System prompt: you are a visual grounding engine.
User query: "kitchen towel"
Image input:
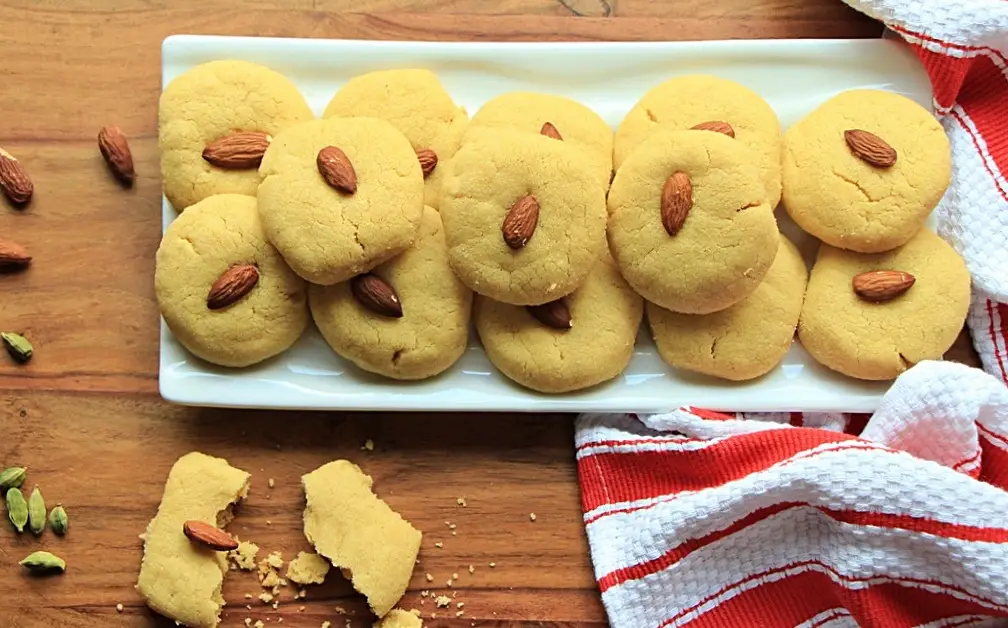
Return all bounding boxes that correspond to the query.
[576,1,1008,626]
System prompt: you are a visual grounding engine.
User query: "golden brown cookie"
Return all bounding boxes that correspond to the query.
[648,236,808,381]
[257,117,424,285]
[155,194,308,368]
[323,69,468,210]
[159,60,313,211]
[474,251,643,393]
[782,89,951,253]
[607,129,779,314]
[469,91,613,189]
[310,207,472,380]
[439,128,607,306]
[614,74,782,207]
[798,229,970,380]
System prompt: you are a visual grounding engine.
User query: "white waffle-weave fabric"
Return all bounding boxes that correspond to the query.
[576,1,1008,626]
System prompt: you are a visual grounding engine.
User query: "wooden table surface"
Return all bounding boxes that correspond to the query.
[0,1,977,627]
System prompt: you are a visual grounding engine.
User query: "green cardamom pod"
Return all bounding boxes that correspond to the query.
[19,551,65,574]
[6,487,28,532]
[0,466,26,491]
[0,332,32,363]
[27,486,45,535]
[48,505,68,536]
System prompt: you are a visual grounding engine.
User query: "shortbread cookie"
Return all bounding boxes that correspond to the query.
[310,206,472,380]
[469,91,613,188]
[302,460,421,618]
[614,74,782,207]
[440,128,607,306]
[155,194,308,367]
[782,89,951,253]
[798,229,970,380]
[608,129,779,314]
[376,609,423,628]
[323,69,468,210]
[257,117,424,285]
[474,251,643,393]
[137,452,250,628]
[648,236,808,381]
[159,60,313,211]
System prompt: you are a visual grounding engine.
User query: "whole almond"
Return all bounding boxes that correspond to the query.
[852,270,915,302]
[317,146,357,194]
[351,273,403,318]
[0,239,31,272]
[661,172,692,236]
[690,120,735,138]
[182,520,238,551]
[97,126,135,185]
[527,299,572,330]
[540,122,563,141]
[844,129,897,168]
[202,132,271,169]
[207,263,259,310]
[416,148,438,178]
[0,149,33,205]
[502,195,540,250]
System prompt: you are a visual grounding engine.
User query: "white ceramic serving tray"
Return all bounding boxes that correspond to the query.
[159,35,934,413]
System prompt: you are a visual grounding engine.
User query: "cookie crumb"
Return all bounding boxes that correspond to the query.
[436,595,451,608]
[266,552,284,569]
[254,622,265,628]
[278,619,283,624]
[434,542,443,549]
[245,619,252,627]
[268,478,275,488]
[258,592,273,604]
[425,573,433,582]
[452,530,457,536]
[362,438,374,451]
[299,606,306,612]
[446,579,453,588]
[452,572,459,580]
[468,565,475,574]
[272,600,279,610]
[335,606,346,615]
[456,497,466,507]
[287,551,331,585]
[456,610,465,617]
[230,540,260,571]
[489,562,496,568]
[322,622,331,628]
[421,590,429,597]
[116,604,123,613]
[298,589,307,599]
[245,593,253,600]
[529,512,536,521]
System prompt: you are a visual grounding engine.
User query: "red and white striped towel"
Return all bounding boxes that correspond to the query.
[576,1,1008,626]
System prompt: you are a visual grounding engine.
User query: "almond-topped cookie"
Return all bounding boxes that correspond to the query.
[155,194,308,368]
[324,69,468,211]
[607,129,779,314]
[309,206,473,380]
[782,89,951,253]
[798,229,970,380]
[159,60,313,211]
[614,74,783,207]
[257,117,425,285]
[439,128,607,306]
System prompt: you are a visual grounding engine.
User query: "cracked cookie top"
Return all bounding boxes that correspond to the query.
[798,228,970,381]
[309,206,473,380]
[782,89,950,254]
[155,194,308,367]
[257,117,425,285]
[648,236,808,382]
[439,127,607,306]
[613,74,782,207]
[159,60,314,211]
[607,129,779,314]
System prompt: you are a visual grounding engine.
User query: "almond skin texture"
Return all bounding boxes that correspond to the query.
[97,126,135,185]
[0,239,31,272]
[690,120,735,138]
[351,273,403,318]
[502,195,540,250]
[0,149,33,205]
[202,132,271,169]
[182,520,239,551]
[844,129,897,168]
[852,270,916,302]
[540,122,563,141]
[526,299,572,330]
[317,146,357,194]
[207,263,259,310]
[416,148,438,178]
[661,172,692,236]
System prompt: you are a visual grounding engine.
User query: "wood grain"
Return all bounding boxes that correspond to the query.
[0,1,965,627]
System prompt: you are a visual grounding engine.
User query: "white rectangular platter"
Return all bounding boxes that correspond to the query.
[160,35,933,413]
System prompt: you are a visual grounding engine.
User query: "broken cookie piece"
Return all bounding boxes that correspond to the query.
[136,452,251,628]
[228,540,259,571]
[287,550,331,585]
[376,608,424,627]
[301,460,421,618]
